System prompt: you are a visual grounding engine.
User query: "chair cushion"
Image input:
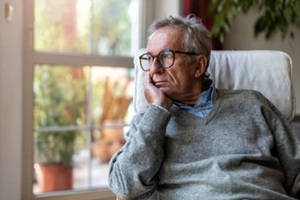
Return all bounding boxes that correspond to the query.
[133,49,295,121]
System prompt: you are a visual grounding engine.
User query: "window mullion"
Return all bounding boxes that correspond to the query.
[32,52,134,68]
[35,189,115,200]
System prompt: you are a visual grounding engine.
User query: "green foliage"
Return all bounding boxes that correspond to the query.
[34,131,76,166]
[33,0,135,167]
[92,0,132,55]
[34,66,87,166]
[34,0,133,56]
[34,0,89,52]
[209,0,300,43]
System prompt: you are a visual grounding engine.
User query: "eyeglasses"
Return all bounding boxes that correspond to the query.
[139,49,200,71]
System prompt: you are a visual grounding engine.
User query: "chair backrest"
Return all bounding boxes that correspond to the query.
[133,49,295,122]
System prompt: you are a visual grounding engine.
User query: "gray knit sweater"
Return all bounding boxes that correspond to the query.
[109,90,300,200]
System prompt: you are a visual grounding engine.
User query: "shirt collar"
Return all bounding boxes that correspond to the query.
[194,83,217,109]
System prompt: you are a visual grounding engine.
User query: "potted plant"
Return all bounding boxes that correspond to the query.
[33,65,86,192]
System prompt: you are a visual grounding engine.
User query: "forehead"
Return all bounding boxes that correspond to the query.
[147,27,185,53]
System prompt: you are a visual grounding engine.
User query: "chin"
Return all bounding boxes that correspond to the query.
[158,87,169,94]
[159,88,174,98]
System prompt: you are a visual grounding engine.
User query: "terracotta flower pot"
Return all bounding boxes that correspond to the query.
[34,163,73,192]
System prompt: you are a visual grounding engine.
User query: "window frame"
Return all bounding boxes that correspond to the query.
[22,0,181,199]
[22,0,148,199]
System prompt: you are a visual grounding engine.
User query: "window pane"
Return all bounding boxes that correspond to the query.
[33,65,133,194]
[90,67,134,126]
[34,0,140,56]
[33,65,87,194]
[33,65,87,129]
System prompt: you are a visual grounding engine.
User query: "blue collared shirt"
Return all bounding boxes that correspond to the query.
[174,84,217,118]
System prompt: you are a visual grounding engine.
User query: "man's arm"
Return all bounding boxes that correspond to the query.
[271,114,300,198]
[261,95,300,198]
[108,104,171,199]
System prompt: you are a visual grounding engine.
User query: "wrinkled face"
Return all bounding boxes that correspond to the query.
[147,27,206,103]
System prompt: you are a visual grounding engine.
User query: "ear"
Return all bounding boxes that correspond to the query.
[194,55,208,78]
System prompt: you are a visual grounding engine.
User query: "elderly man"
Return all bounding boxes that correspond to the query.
[109,15,300,199]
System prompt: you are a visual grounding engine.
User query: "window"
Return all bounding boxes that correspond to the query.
[31,0,142,198]
[22,0,180,199]
[34,0,140,56]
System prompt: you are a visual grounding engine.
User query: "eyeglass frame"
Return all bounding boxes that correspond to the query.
[139,49,201,71]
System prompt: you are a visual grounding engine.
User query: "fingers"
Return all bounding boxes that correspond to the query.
[144,73,172,110]
[144,73,158,103]
[145,73,153,85]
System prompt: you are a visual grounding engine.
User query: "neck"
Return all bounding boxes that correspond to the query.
[173,87,202,105]
[173,79,212,105]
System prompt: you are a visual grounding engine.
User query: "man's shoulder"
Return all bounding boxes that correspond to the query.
[218,89,265,97]
[217,89,270,105]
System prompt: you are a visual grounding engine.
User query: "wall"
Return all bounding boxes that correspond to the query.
[0,0,23,200]
[152,0,181,19]
[223,10,300,115]
[144,0,181,43]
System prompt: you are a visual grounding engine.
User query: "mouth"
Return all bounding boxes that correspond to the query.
[154,80,168,87]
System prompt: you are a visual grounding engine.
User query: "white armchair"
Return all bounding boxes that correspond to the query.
[115,50,295,200]
[133,50,295,122]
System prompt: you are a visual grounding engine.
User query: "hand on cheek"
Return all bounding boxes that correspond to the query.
[144,73,173,110]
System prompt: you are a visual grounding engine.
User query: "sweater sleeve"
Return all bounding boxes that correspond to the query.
[262,99,300,198]
[108,104,171,199]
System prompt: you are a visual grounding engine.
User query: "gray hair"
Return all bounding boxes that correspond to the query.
[147,14,212,61]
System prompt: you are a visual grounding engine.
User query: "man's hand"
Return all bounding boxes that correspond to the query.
[144,73,173,110]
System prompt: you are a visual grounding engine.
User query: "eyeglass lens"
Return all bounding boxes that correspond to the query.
[140,50,174,71]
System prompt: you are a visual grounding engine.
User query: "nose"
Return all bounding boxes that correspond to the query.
[149,57,164,75]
